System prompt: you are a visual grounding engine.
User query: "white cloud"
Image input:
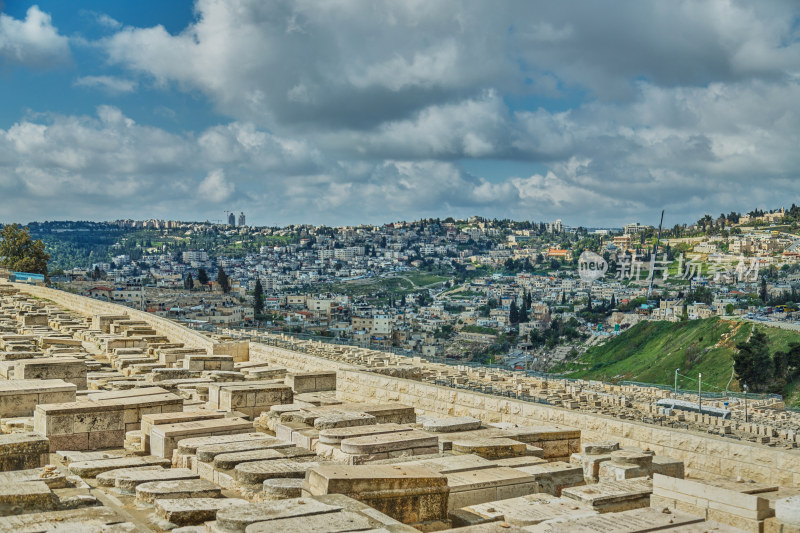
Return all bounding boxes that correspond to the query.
[0,6,70,67]
[74,75,138,94]
[95,13,122,30]
[198,169,234,202]
[3,1,800,226]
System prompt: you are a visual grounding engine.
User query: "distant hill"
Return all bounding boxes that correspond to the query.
[558,318,800,399]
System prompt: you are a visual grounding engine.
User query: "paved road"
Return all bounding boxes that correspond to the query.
[723,316,800,332]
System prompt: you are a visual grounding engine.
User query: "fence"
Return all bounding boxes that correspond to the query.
[619,380,781,401]
[215,324,784,402]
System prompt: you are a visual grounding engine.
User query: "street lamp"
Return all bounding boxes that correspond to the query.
[673,368,680,409]
[698,373,702,416]
[744,384,748,423]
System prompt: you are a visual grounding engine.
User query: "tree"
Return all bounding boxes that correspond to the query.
[197,268,209,288]
[610,294,616,309]
[760,276,768,303]
[518,301,528,323]
[733,328,772,391]
[254,279,265,317]
[0,224,49,279]
[586,296,593,313]
[217,267,231,293]
[184,273,194,290]
[509,301,519,325]
[93,266,102,281]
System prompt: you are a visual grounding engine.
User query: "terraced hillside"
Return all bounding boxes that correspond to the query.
[559,317,800,396]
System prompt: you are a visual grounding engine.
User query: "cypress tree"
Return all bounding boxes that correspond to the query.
[254,279,264,317]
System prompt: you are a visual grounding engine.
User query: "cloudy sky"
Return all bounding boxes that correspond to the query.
[1,1,798,227]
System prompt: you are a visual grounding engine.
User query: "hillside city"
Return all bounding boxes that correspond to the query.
[13,206,800,379]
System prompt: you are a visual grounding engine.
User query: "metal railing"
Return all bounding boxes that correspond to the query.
[619,380,781,401]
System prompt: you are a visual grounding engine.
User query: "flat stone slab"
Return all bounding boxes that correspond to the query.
[263,478,304,500]
[318,423,411,445]
[68,455,172,477]
[57,450,126,465]
[610,450,653,468]
[0,431,49,456]
[339,429,437,454]
[96,465,165,487]
[235,459,319,485]
[0,480,56,511]
[115,467,198,491]
[245,510,373,533]
[177,433,278,455]
[195,437,293,463]
[214,448,284,470]
[515,462,586,497]
[313,412,376,430]
[461,493,598,526]
[447,466,538,492]
[582,441,620,455]
[0,468,68,489]
[393,454,494,474]
[216,497,343,532]
[0,507,128,531]
[452,437,527,459]
[561,479,652,509]
[136,478,221,504]
[150,417,254,458]
[492,456,548,468]
[155,497,249,526]
[526,507,706,532]
[422,416,482,433]
[304,464,448,495]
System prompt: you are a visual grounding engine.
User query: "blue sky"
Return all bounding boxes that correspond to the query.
[1,1,799,227]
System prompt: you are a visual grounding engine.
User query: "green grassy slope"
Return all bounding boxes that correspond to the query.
[559,318,800,393]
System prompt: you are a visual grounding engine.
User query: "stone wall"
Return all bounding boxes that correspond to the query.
[248,342,349,373]
[246,343,800,486]
[334,369,800,486]
[14,283,215,352]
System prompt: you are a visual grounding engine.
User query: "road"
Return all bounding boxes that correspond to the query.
[722,316,800,332]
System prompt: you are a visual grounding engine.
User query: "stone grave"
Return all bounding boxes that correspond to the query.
[303,464,450,528]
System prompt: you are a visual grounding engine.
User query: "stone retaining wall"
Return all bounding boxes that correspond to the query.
[247,342,800,485]
[14,283,214,352]
[335,369,800,486]
[248,343,349,373]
